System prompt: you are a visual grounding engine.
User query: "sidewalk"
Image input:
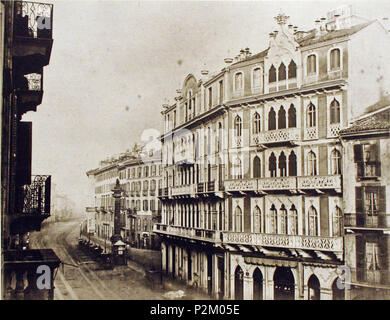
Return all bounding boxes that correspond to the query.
[125,257,213,300]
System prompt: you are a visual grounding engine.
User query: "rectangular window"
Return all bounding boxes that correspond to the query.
[208,87,213,109]
[219,80,223,104]
[354,143,380,178]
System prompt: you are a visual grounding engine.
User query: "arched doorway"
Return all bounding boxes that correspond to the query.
[234,266,244,300]
[308,274,321,300]
[332,278,345,300]
[273,267,295,300]
[253,268,263,300]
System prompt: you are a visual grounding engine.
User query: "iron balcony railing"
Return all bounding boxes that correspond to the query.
[14,1,53,39]
[350,268,390,287]
[19,175,51,215]
[344,213,390,229]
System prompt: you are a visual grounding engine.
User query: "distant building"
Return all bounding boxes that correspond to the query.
[84,147,162,251]
[340,105,390,300]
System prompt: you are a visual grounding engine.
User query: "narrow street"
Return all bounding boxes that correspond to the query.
[29,219,168,300]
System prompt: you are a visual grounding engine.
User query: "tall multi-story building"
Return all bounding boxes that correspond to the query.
[118,151,162,249]
[1,1,61,299]
[154,6,390,299]
[340,103,390,300]
[84,147,162,252]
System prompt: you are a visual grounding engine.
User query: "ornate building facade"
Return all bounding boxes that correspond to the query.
[155,6,390,299]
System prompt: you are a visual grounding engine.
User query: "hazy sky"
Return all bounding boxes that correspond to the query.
[23,0,390,212]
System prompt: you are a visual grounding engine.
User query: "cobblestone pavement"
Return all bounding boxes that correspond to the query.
[29,219,212,300]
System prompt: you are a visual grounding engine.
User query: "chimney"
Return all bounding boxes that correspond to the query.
[224,57,233,65]
[245,47,251,57]
[315,19,321,33]
[320,17,327,35]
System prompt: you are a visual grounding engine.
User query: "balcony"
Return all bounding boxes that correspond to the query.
[252,127,300,146]
[153,224,220,243]
[158,187,168,198]
[15,71,43,115]
[297,175,342,192]
[350,268,390,287]
[142,190,148,197]
[171,184,196,197]
[224,179,257,193]
[344,214,390,229]
[149,189,156,196]
[11,175,51,234]
[258,176,297,192]
[13,1,54,73]
[221,232,343,253]
[4,249,61,300]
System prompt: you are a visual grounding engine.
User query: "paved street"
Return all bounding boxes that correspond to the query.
[29,220,167,300]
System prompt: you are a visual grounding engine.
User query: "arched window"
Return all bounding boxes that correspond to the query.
[278,106,286,129]
[269,152,277,177]
[269,65,276,83]
[253,156,261,178]
[253,206,262,233]
[233,157,242,179]
[307,103,316,127]
[278,63,286,81]
[330,98,341,124]
[253,112,261,134]
[234,115,242,137]
[307,151,317,176]
[253,68,262,88]
[235,72,243,91]
[269,204,277,233]
[235,206,243,232]
[308,206,318,236]
[279,152,287,177]
[288,104,296,128]
[307,54,317,75]
[330,48,341,70]
[288,60,297,79]
[308,275,321,300]
[289,205,298,235]
[288,151,297,176]
[268,107,276,130]
[333,206,342,236]
[331,149,342,175]
[279,205,288,234]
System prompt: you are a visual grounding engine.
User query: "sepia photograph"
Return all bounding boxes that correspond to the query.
[1,0,390,306]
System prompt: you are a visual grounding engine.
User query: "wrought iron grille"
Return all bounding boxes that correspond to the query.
[14,1,53,39]
[21,175,51,215]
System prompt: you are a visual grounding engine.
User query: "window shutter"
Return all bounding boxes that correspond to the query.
[353,144,362,163]
[372,142,381,176]
[355,187,364,213]
[16,121,32,186]
[379,186,386,214]
[369,143,378,162]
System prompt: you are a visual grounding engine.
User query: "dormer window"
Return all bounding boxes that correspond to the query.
[307,54,317,75]
[269,65,276,83]
[330,48,341,71]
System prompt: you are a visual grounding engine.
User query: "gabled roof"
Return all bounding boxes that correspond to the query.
[297,21,374,47]
[340,105,390,135]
